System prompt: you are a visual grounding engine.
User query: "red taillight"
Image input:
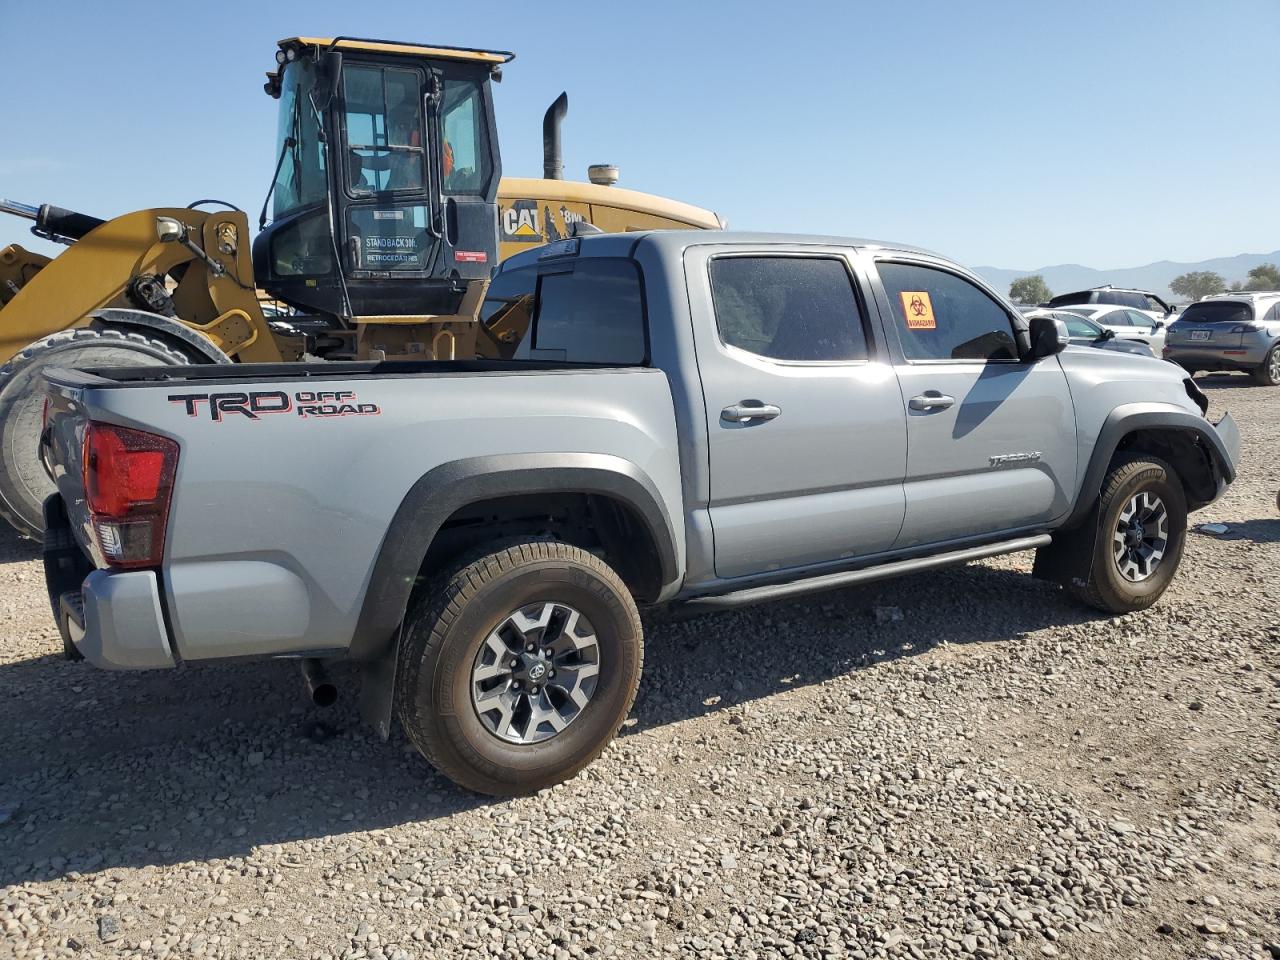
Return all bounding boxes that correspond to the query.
[82,422,179,569]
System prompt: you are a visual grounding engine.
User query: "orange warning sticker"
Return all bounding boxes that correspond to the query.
[900,291,937,330]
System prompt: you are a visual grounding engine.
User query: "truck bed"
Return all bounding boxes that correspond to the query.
[41,358,683,667]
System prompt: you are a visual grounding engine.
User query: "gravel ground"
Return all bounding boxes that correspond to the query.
[1,374,1277,960]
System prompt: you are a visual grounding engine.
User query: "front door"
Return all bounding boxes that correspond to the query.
[871,258,1077,549]
[686,246,908,580]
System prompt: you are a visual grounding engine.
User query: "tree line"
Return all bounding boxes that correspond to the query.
[1007,263,1280,305]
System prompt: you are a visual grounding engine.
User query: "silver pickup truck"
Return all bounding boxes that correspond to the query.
[40,231,1240,795]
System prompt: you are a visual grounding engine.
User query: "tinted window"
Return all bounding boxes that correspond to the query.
[1265,303,1280,323]
[441,77,492,195]
[709,257,868,362]
[1047,291,1093,307]
[1099,309,1133,327]
[1178,301,1254,325]
[344,65,425,194]
[347,204,431,271]
[531,260,645,364]
[272,60,328,219]
[1060,315,1100,338]
[1125,310,1156,329]
[878,262,1019,361]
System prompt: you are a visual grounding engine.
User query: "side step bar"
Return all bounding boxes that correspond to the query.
[674,534,1052,615]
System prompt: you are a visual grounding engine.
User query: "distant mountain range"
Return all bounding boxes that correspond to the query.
[973,250,1280,301]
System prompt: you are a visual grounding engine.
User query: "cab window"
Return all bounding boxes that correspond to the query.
[878,262,1018,361]
[709,256,870,362]
[343,65,425,194]
[441,77,492,196]
[272,60,328,219]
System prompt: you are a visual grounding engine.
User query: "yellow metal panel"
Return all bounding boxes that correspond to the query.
[285,37,512,64]
[0,208,283,364]
[498,178,720,229]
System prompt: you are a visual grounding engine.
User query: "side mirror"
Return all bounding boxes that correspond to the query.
[1028,315,1070,360]
[155,217,186,244]
[1154,320,1165,330]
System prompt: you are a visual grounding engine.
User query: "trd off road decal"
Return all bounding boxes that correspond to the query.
[168,390,381,422]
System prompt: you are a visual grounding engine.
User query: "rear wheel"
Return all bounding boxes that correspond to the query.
[1249,343,1280,386]
[1069,456,1187,614]
[395,539,643,796]
[0,325,195,540]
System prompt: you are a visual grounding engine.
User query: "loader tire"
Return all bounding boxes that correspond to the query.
[0,326,195,541]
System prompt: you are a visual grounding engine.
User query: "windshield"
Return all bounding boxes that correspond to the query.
[272,60,328,220]
[1178,301,1254,325]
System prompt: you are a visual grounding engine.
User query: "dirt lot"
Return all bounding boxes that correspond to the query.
[1,374,1277,960]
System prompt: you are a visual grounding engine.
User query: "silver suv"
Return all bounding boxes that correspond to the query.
[1163,292,1280,385]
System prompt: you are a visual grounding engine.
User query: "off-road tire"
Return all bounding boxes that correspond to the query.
[1249,343,1280,386]
[0,325,194,541]
[395,539,643,796]
[1069,456,1187,614]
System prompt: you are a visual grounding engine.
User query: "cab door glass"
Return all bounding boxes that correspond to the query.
[344,65,425,194]
[709,256,870,362]
[878,262,1018,361]
[441,78,492,196]
[346,205,431,271]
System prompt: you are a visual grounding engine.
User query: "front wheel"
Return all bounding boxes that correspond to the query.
[1249,344,1280,386]
[395,539,643,796]
[1069,456,1188,614]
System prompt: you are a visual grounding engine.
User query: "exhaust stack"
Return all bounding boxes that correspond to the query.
[542,92,568,180]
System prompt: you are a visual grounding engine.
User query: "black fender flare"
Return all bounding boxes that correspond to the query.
[350,453,679,739]
[89,308,233,365]
[1062,404,1236,530]
[349,452,679,664]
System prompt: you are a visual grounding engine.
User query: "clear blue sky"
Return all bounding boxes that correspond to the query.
[2,0,1277,271]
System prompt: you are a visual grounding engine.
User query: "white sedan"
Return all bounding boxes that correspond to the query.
[1056,305,1167,354]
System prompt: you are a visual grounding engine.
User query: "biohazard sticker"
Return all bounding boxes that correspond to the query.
[900,291,937,330]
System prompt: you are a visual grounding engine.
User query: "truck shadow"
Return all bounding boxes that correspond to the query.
[0,528,39,565]
[0,556,1103,887]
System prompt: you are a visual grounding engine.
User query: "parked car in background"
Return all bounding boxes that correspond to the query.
[1046,285,1178,324]
[1055,305,1167,353]
[1020,308,1156,357]
[1162,292,1280,385]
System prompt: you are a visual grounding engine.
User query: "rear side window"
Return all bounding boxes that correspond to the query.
[709,256,869,362]
[532,259,646,364]
[1179,301,1254,325]
[878,262,1019,361]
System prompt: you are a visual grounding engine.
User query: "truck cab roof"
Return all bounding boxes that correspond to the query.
[498,230,946,273]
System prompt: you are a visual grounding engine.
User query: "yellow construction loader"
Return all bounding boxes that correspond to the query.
[0,36,720,540]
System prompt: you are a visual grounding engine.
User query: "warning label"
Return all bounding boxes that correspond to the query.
[900,291,937,330]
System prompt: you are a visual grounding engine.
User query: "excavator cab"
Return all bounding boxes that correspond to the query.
[254,37,510,331]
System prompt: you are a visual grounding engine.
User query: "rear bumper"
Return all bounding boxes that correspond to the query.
[1163,342,1269,368]
[43,496,176,671]
[66,570,177,670]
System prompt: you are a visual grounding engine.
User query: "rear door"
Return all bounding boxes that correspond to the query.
[869,257,1077,549]
[685,245,907,579]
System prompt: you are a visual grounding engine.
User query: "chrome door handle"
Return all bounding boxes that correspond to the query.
[908,392,956,411]
[721,401,781,423]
